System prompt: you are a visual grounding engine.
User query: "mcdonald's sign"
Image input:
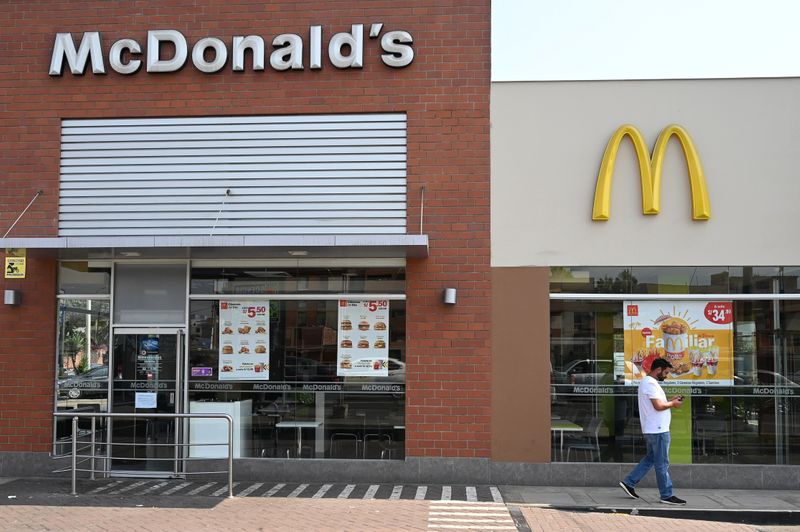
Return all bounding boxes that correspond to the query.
[592,124,711,221]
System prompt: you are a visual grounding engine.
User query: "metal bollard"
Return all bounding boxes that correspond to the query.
[90,417,96,481]
[71,416,78,496]
[228,417,234,498]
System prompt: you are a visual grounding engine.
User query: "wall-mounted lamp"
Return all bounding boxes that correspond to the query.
[4,290,20,306]
[443,288,457,305]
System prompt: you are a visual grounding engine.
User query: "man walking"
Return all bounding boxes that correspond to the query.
[619,358,686,505]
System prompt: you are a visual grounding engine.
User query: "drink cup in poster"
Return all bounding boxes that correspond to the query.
[631,350,644,377]
[689,347,703,376]
[707,345,720,375]
[700,345,710,363]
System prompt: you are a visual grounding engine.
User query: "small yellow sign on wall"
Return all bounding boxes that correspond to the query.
[5,257,25,278]
[4,248,26,279]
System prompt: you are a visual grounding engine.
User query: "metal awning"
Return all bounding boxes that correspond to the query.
[0,234,428,259]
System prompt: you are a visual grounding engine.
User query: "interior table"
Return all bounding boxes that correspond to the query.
[276,420,323,458]
[551,419,583,461]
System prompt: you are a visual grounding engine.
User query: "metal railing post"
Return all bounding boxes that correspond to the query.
[90,417,96,481]
[54,411,235,496]
[71,416,78,496]
[228,416,234,498]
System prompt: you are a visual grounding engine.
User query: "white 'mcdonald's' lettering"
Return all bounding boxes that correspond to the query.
[49,24,414,76]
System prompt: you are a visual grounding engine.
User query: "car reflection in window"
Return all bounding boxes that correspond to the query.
[57,365,109,399]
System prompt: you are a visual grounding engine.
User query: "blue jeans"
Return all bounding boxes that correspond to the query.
[623,431,673,499]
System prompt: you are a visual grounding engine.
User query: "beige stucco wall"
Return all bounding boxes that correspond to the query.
[491,79,800,267]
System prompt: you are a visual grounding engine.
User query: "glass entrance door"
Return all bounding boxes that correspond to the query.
[111,329,183,475]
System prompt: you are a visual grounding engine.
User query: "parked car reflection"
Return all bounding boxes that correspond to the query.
[734,370,800,387]
[551,359,614,385]
[57,365,108,399]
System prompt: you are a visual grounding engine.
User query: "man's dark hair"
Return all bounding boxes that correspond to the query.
[651,358,672,371]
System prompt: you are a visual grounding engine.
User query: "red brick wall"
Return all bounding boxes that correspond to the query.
[0,1,491,456]
[0,250,57,451]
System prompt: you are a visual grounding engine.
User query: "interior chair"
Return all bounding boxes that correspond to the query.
[329,432,359,459]
[363,433,391,459]
[377,436,403,460]
[566,417,603,462]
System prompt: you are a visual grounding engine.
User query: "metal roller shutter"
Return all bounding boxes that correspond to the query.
[59,113,407,237]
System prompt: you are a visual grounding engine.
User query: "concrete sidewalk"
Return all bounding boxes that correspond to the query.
[502,485,800,525]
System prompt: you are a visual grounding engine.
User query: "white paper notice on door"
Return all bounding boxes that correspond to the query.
[218,300,270,380]
[337,299,389,377]
[135,392,157,409]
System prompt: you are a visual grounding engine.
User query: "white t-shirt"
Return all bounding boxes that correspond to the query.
[638,375,670,434]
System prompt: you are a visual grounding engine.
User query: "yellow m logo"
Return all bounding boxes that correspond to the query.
[592,124,711,221]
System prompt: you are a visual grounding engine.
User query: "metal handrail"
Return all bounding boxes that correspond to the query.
[53,412,234,497]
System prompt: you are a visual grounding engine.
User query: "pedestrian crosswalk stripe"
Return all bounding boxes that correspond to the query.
[427,526,516,530]
[187,482,216,495]
[212,482,237,497]
[432,501,504,505]
[337,484,356,499]
[490,486,504,503]
[415,486,428,500]
[287,484,308,498]
[363,484,380,500]
[429,518,515,523]
[139,481,168,495]
[161,482,191,495]
[312,484,333,498]
[236,482,263,497]
[430,507,508,512]
[389,485,403,500]
[109,480,148,495]
[89,480,123,494]
[430,512,510,517]
[465,486,477,502]
[262,483,285,497]
[440,486,451,501]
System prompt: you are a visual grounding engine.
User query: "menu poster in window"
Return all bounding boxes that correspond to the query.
[218,301,269,380]
[337,300,389,377]
[624,300,734,386]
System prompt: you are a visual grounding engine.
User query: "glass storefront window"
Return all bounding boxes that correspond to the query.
[114,264,187,324]
[549,267,634,294]
[550,266,800,295]
[549,266,800,465]
[630,267,731,294]
[187,289,406,459]
[189,299,405,383]
[58,261,111,295]
[57,299,110,381]
[52,261,406,461]
[190,267,405,295]
[55,298,111,452]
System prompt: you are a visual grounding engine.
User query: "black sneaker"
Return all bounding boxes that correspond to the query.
[660,495,687,505]
[618,481,639,499]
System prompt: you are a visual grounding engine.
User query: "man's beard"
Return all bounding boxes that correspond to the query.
[657,373,667,382]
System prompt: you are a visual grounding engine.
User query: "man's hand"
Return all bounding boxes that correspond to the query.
[650,395,684,411]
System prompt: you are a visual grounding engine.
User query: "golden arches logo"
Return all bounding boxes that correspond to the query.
[592,124,711,221]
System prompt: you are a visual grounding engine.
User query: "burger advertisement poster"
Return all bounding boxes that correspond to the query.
[218,301,269,380]
[624,301,734,386]
[337,300,389,377]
